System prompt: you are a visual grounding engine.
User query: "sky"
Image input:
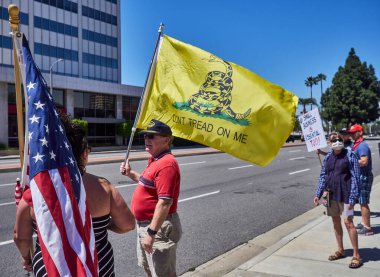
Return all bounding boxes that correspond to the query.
[120,0,380,114]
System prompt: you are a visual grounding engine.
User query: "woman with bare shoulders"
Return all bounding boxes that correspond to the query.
[14,115,135,276]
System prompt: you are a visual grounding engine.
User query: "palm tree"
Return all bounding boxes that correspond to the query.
[316,73,327,108]
[316,73,326,95]
[305,76,318,110]
[298,97,318,114]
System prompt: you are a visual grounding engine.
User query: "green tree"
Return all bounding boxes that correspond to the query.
[298,97,318,114]
[117,121,132,145]
[305,76,318,110]
[321,48,380,127]
[71,119,88,135]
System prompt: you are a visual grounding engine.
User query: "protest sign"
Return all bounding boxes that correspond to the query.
[299,108,327,152]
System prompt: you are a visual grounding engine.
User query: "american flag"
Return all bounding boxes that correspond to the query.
[14,33,98,276]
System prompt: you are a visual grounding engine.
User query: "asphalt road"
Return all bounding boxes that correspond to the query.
[0,142,379,276]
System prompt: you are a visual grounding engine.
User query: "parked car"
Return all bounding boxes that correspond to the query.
[369,133,376,137]
[286,135,295,143]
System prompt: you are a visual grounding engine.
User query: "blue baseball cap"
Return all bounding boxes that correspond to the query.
[139,119,172,136]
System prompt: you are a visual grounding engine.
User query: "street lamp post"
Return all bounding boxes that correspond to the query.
[49,58,63,95]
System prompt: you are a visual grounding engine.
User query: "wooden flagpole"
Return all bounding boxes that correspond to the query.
[124,23,164,160]
[9,5,34,269]
[8,4,24,168]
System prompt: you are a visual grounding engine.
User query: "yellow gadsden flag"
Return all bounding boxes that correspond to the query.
[138,35,298,166]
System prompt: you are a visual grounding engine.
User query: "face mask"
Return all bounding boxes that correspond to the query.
[331,141,344,150]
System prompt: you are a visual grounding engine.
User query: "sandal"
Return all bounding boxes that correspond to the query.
[328,251,346,261]
[349,257,363,269]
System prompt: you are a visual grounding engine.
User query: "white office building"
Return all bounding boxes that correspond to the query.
[0,0,143,147]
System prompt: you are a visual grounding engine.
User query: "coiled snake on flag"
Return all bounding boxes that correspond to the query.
[188,55,251,120]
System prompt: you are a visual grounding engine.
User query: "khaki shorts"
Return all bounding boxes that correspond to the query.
[136,213,182,277]
[326,200,354,219]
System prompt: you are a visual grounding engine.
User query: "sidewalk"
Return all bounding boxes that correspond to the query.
[181,175,380,277]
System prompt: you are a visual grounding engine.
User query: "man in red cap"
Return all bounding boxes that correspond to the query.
[348,124,374,236]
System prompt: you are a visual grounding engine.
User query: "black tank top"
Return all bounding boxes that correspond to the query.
[32,214,115,276]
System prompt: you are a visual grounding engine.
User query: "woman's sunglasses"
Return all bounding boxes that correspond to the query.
[330,138,343,143]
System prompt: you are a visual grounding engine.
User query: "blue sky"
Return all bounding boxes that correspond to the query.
[120,0,380,114]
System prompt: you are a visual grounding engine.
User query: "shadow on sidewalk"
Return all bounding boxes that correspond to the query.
[354,211,380,218]
[343,247,380,263]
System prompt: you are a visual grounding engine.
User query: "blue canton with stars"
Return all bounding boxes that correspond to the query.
[22,35,82,201]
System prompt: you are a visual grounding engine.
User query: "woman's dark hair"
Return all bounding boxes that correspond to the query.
[59,113,88,174]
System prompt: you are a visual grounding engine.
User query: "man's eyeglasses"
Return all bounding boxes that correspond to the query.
[143,134,169,140]
[144,134,156,140]
[330,138,343,143]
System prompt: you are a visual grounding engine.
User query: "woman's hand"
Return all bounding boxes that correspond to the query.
[313,197,319,206]
[22,257,32,272]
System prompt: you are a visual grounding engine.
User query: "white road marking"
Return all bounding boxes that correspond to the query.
[228,165,254,170]
[289,150,302,153]
[289,157,305,160]
[0,239,14,246]
[179,191,220,203]
[115,184,137,189]
[0,183,15,187]
[0,201,14,207]
[0,190,219,246]
[0,234,36,246]
[179,161,206,166]
[289,168,310,175]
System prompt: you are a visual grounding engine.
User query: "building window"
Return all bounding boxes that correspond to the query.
[34,16,78,38]
[83,52,117,68]
[122,96,140,121]
[0,35,12,49]
[74,91,116,119]
[52,89,66,113]
[87,123,116,146]
[82,29,118,47]
[34,42,78,61]
[82,5,117,26]
[1,7,29,25]
[34,0,78,13]
[7,84,26,147]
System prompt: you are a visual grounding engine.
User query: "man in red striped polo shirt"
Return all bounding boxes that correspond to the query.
[120,119,182,277]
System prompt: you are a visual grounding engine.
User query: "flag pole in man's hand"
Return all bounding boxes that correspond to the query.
[8,4,25,167]
[122,23,164,167]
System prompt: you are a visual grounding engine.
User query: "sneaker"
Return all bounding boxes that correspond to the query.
[357,226,374,236]
[355,223,364,229]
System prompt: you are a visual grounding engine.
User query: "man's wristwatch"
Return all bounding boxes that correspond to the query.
[147,227,157,236]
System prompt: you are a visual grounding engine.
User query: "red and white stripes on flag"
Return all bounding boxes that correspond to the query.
[31,168,97,276]
[13,32,98,276]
